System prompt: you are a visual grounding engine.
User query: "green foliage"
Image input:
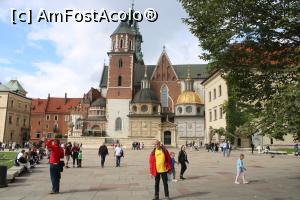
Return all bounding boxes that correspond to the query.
[179,0,300,140]
[0,152,17,169]
[55,133,63,139]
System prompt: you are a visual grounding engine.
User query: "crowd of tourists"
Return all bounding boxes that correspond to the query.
[131,141,144,150]
[11,136,298,199]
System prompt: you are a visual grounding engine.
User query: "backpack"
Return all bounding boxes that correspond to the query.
[120,149,124,157]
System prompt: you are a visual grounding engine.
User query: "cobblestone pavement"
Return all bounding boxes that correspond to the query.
[0,148,299,200]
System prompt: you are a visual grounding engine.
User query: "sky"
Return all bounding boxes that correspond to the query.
[0,0,207,98]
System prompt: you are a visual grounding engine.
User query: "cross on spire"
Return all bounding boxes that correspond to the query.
[132,0,135,9]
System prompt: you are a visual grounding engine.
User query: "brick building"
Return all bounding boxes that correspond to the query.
[30,88,100,141]
[99,19,209,146]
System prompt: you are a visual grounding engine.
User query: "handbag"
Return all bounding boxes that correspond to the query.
[59,160,65,172]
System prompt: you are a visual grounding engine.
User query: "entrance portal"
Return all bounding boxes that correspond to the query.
[164,131,172,145]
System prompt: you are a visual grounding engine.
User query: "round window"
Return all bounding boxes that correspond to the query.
[186,106,193,113]
[132,105,137,112]
[177,107,183,114]
[141,105,148,112]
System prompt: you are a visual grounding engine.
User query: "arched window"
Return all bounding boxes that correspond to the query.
[161,85,169,108]
[115,117,122,131]
[120,39,123,48]
[118,58,123,68]
[129,40,133,50]
[118,76,122,86]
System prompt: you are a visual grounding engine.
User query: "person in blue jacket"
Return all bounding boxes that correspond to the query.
[235,154,249,184]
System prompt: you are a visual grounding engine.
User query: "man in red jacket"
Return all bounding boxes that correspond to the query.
[149,140,171,200]
[46,138,64,194]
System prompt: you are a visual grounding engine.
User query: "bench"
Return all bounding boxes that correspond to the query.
[6,165,26,183]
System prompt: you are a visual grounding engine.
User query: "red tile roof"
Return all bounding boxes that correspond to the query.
[31,97,82,114]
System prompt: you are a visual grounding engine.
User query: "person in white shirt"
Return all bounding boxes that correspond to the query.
[114,144,123,167]
[257,145,262,154]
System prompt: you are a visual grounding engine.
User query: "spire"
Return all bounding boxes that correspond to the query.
[141,65,150,89]
[144,65,148,78]
[131,0,135,10]
[184,66,194,91]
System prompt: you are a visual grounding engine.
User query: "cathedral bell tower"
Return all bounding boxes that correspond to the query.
[106,14,144,138]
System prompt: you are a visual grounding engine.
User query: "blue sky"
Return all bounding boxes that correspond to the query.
[0,0,206,98]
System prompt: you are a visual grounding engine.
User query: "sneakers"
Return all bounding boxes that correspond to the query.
[172,179,178,182]
[235,181,240,184]
[243,181,249,184]
[152,196,159,200]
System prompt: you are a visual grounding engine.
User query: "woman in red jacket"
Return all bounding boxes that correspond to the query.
[149,140,171,200]
[46,139,64,194]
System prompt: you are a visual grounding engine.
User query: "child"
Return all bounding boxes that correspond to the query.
[170,152,178,182]
[77,150,82,168]
[235,154,248,184]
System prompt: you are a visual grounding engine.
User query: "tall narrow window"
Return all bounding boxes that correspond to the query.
[214,109,217,120]
[209,92,212,102]
[115,117,122,131]
[129,40,133,50]
[118,76,122,86]
[120,39,123,48]
[219,85,222,96]
[209,111,212,122]
[213,88,216,99]
[118,58,123,68]
[219,107,223,119]
[161,85,169,108]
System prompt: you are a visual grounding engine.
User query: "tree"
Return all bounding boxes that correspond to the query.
[179,0,300,139]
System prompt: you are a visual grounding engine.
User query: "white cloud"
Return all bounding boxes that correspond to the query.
[0,0,207,98]
[0,58,11,65]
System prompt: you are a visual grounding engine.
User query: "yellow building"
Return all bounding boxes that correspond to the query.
[202,70,228,144]
[0,80,31,145]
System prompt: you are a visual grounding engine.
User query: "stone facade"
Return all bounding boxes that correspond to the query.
[0,81,31,145]
[202,71,228,144]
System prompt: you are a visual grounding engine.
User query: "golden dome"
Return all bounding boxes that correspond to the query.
[176,91,201,105]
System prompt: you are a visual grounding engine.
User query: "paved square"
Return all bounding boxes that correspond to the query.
[0,148,299,200]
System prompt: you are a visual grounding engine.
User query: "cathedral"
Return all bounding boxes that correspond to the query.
[96,19,209,146]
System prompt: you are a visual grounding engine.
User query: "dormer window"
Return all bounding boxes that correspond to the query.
[129,40,133,50]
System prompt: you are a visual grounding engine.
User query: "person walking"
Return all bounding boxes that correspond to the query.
[114,144,123,167]
[98,143,109,168]
[71,143,80,168]
[77,150,82,168]
[170,152,177,182]
[235,154,249,184]
[178,145,189,180]
[250,143,255,154]
[149,140,171,200]
[46,138,64,194]
[64,142,72,168]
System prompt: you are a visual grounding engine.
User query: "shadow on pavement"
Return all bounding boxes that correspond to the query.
[172,191,210,199]
[186,175,209,180]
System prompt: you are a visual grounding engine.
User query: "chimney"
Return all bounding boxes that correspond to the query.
[65,93,67,104]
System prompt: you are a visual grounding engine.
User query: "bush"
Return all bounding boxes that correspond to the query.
[55,133,63,139]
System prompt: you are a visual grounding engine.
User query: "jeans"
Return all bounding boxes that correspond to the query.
[171,168,176,179]
[100,155,106,167]
[155,172,169,198]
[50,164,61,193]
[116,156,121,167]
